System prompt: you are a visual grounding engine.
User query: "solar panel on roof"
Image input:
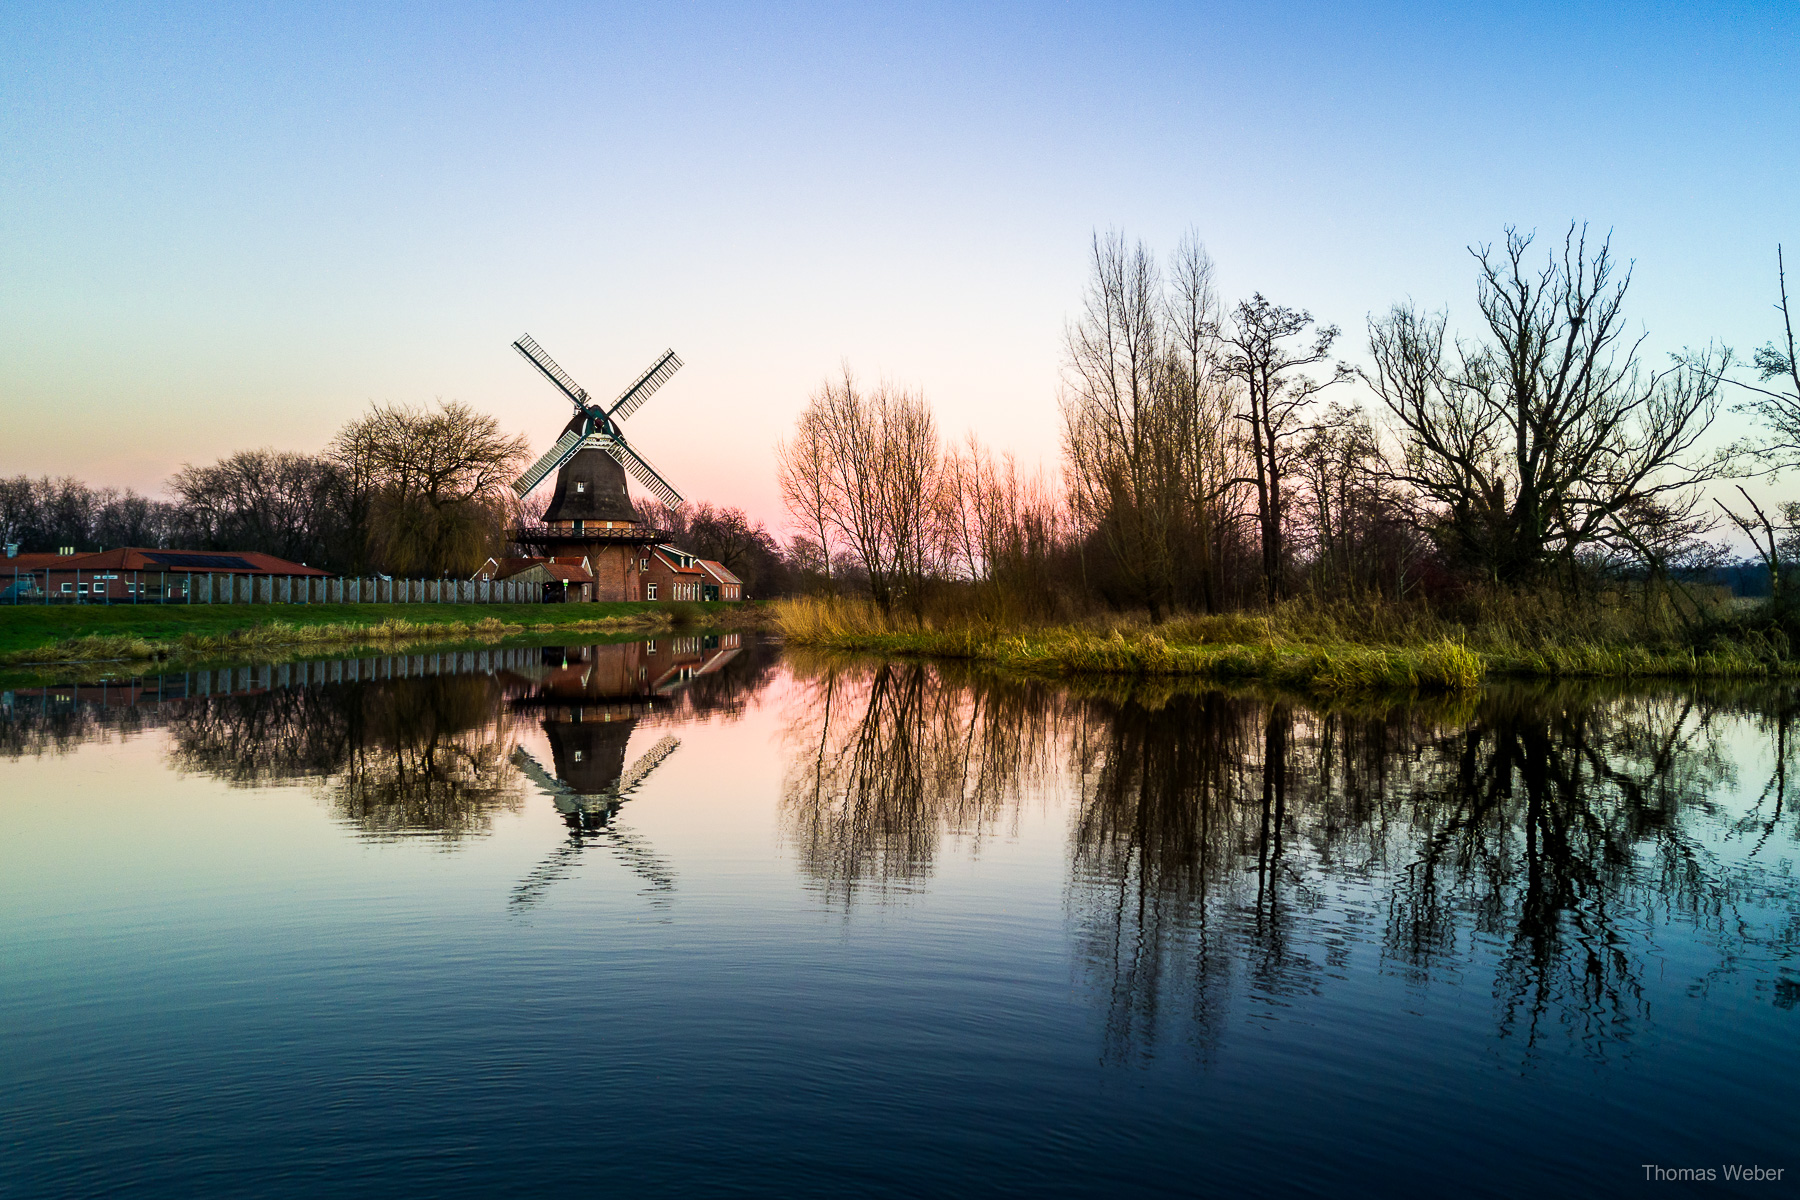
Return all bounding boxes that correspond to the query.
[142,552,258,570]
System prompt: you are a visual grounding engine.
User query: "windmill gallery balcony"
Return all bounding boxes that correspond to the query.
[509,522,667,547]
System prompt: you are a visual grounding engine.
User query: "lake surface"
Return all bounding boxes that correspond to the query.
[3,636,1796,1197]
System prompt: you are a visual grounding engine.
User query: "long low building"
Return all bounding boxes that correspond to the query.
[3,548,328,602]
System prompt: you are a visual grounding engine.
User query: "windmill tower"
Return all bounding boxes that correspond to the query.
[508,334,686,600]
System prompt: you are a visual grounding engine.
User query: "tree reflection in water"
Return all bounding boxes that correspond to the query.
[165,674,525,839]
[783,662,1800,1061]
[780,653,1071,902]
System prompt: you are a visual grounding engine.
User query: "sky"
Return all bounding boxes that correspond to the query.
[3,1,1797,531]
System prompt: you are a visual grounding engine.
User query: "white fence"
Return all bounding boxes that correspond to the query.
[193,576,545,604]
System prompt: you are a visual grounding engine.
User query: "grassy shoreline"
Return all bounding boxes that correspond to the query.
[0,600,765,667]
[772,596,1800,694]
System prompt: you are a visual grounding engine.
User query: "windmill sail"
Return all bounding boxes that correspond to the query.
[607,349,683,423]
[513,334,592,410]
[513,745,579,802]
[509,332,688,508]
[597,437,684,507]
[512,428,585,497]
[618,736,680,795]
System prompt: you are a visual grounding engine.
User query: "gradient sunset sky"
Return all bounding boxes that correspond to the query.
[3,2,1796,528]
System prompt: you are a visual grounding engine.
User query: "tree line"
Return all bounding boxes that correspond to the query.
[780,225,1799,618]
[2,400,790,591]
[0,401,529,574]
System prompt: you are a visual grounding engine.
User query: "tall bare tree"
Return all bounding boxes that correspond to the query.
[1220,295,1344,604]
[1292,404,1422,598]
[775,402,838,589]
[944,435,1065,617]
[1164,234,1242,611]
[169,449,346,566]
[1060,231,1247,617]
[1365,225,1723,581]
[1061,232,1172,615]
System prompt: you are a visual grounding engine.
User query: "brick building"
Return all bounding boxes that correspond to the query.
[696,559,742,601]
[641,544,706,602]
[3,547,327,603]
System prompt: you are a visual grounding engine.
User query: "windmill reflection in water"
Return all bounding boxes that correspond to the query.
[504,637,740,907]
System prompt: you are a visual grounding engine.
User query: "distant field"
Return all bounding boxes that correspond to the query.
[0,601,745,659]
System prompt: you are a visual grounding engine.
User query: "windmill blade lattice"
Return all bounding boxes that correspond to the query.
[618,736,681,796]
[512,334,591,410]
[597,437,684,507]
[512,428,585,498]
[508,332,689,507]
[608,349,683,423]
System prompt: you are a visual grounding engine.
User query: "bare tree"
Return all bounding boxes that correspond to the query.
[944,435,1066,617]
[869,382,948,616]
[1061,232,1172,615]
[1292,405,1422,598]
[0,475,181,554]
[169,449,346,566]
[781,368,948,615]
[1163,234,1244,611]
[330,400,528,576]
[1220,295,1345,604]
[1059,231,1249,617]
[1717,485,1789,610]
[776,403,838,590]
[683,502,789,597]
[1366,225,1724,582]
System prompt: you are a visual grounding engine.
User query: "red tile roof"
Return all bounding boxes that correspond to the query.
[651,545,704,574]
[696,559,741,586]
[4,548,329,575]
[542,562,593,583]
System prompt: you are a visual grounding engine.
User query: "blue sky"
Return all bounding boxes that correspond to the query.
[3,1,1796,524]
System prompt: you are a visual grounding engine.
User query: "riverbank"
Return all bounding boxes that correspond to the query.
[773,596,1798,692]
[0,600,768,667]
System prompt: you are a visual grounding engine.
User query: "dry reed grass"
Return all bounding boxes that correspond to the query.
[773,596,1485,692]
[773,588,1795,689]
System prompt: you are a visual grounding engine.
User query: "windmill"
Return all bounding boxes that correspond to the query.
[510,334,686,509]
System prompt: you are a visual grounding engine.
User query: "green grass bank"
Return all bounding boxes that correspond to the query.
[773,594,1800,694]
[0,600,763,666]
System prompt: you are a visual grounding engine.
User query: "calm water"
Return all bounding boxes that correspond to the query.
[3,637,1796,1197]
